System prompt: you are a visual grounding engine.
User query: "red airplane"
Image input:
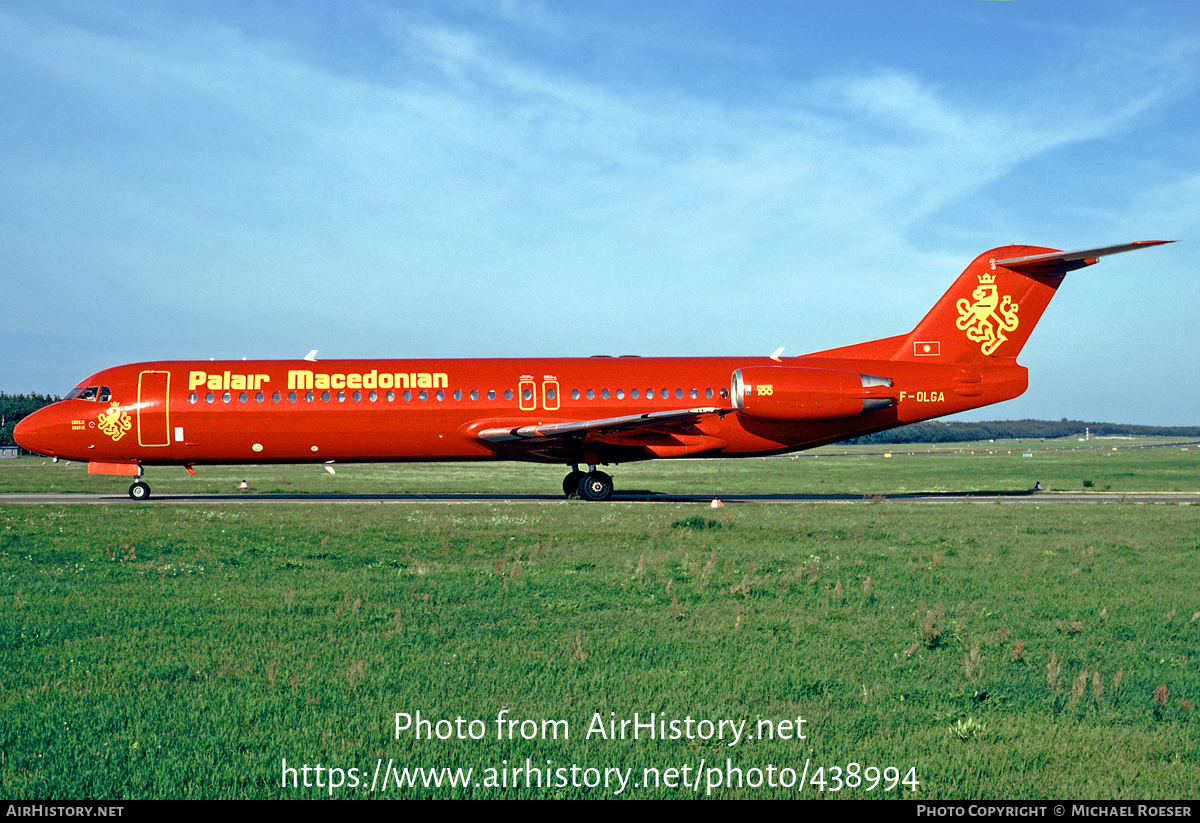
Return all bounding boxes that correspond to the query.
[15,241,1170,500]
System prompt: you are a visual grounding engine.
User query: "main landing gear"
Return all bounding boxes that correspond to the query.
[563,465,614,501]
[128,481,151,501]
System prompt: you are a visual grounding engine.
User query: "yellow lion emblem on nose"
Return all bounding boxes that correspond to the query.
[97,402,132,442]
[956,275,1020,356]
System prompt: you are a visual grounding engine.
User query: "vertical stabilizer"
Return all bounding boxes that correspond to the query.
[898,245,1062,364]
[894,241,1171,365]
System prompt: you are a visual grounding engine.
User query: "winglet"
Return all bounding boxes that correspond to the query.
[995,241,1173,275]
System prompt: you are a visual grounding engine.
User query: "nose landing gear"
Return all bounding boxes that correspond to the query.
[128,481,151,501]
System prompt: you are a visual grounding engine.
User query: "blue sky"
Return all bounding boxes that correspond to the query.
[2,0,1197,425]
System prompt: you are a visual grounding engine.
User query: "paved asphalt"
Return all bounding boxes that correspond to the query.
[2,491,1198,505]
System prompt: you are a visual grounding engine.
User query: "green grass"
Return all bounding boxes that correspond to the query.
[2,486,1199,798]
[2,435,1198,497]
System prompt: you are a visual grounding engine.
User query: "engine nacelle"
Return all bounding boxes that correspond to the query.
[731,367,894,420]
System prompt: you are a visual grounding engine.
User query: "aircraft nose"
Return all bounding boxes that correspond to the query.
[13,407,58,457]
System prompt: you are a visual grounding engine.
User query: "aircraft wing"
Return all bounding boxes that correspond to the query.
[469,406,737,461]
[476,407,733,443]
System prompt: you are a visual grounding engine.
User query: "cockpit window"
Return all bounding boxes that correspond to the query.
[66,385,111,402]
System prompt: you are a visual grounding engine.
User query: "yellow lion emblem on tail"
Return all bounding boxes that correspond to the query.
[956,275,1019,356]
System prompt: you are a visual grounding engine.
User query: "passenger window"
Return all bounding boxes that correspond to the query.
[256,392,265,403]
[504,390,513,401]
[206,392,215,403]
[352,391,361,402]
[436,390,444,401]
[337,391,346,402]
[616,389,624,399]
[631,389,639,399]
[222,392,232,403]
[586,389,594,399]
[706,388,713,399]
[690,388,697,399]
[453,390,461,401]
[419,390,428,401]
[601,389,609,399]
[488,390,496,401]
[305,391,314,402]
[288,391,297,402]
[572,389,580,400]
[369,390,377,402]
[274,392,282,402]
[386,390,395,401]
[403,390,412,402]
[470,390,478,401]
[189,392,198,404]
[322,391,331,402]
[239,392,248,403]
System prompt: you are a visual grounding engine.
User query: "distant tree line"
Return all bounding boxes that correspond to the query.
[844,418,1200,445]
[1,393,61,448]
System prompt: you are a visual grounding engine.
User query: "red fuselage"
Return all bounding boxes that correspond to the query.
[14,354,1024,468]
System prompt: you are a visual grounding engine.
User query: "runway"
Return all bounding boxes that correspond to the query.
[2,491,1198,505]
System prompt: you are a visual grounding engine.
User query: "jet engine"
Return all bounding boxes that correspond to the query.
[731,367,894,420]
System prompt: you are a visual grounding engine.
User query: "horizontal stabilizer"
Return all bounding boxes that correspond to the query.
[995,241,1172,274]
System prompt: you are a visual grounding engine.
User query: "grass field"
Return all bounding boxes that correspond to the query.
[3,435,1198,497]
[1,440,1199,799]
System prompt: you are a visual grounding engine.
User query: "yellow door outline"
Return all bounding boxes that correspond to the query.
[542,378,560,411]
[137,370,171,447]
[518,378,537,411]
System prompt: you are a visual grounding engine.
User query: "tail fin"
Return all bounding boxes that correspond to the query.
[895,241,1171,364]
